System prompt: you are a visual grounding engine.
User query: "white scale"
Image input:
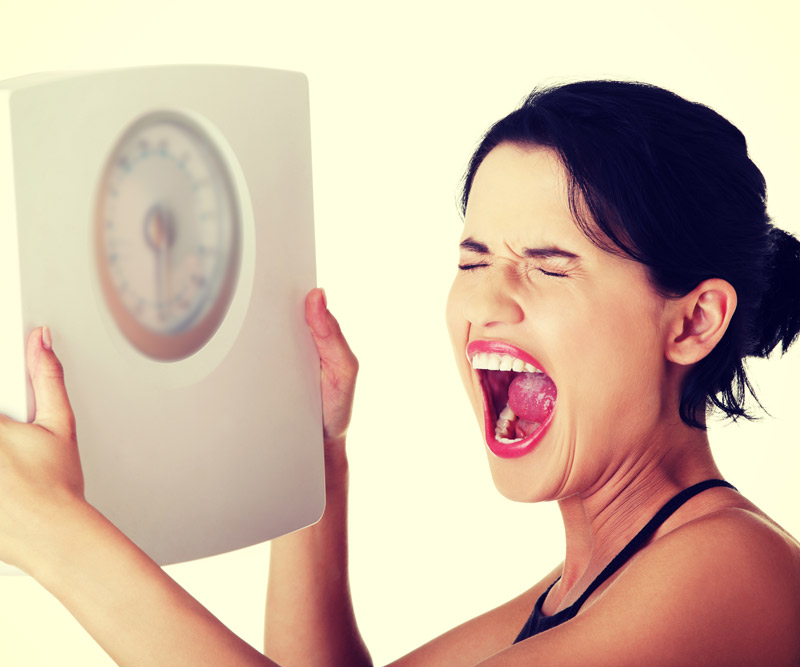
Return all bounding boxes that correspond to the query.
[0,66,324,573]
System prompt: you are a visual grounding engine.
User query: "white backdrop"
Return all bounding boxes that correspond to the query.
[1,1,798,664]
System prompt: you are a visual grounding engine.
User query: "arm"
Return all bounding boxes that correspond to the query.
[386,565,562,667]
[0,328,275,666]
[264,288,371,666]
[30,500,272,666]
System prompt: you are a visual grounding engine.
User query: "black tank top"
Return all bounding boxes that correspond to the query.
[514,479,736,642]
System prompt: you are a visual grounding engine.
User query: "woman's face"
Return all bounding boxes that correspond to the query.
[446,143,677,502]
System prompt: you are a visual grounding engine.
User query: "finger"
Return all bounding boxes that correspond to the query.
[26,327,76,437]
[305,289,358,376]
[305,287,333,338]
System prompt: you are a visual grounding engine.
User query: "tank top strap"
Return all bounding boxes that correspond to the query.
[564,478,736,620]
[514,478,737,642]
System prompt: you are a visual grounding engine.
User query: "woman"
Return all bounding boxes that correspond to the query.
[2,80,799,665]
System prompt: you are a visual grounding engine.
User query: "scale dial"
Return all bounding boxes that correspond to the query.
[95,111,241,361]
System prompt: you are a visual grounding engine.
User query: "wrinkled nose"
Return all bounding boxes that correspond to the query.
[463,268,524,328]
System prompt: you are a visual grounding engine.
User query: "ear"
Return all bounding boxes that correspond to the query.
[665,279,737,366]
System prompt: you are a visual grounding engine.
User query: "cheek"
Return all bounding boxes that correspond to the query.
[561,297,666,436]
[445,279,464,361]
[445,277,471,362]
[445,279,483,420]
[445,278,461,340]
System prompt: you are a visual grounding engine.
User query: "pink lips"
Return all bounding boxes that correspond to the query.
[466,340,556,459]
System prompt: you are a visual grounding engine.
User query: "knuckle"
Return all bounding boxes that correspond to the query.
[66,416,78,439]
[48,356,66,380]
[339,356,359,380]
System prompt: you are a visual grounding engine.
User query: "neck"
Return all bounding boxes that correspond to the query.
[554,423,722,598]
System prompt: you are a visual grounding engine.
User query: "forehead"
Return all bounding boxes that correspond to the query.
[463,143,588,250]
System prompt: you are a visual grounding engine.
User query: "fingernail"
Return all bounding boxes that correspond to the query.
[42,326,52,351]
[320,288,327,308]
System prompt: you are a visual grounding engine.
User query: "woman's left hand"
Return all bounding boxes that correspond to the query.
[0,327,85,570]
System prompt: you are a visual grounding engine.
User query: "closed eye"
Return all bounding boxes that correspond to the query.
[537,268,569,278]
[458,263,569,276]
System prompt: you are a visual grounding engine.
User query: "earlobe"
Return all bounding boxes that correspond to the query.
[665,279,737,365]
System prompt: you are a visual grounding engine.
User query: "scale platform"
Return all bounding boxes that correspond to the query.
[0,66,324,572]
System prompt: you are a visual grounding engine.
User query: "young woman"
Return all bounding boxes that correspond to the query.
[2,80,799,665]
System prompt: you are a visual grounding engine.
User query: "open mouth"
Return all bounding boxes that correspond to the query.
[466,340,557,459]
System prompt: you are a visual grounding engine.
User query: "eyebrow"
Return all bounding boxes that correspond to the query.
[459,238,490,254]
[523,247,581,261]
[459,237,581,261]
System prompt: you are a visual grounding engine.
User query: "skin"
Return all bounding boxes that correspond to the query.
[1,143,798,665]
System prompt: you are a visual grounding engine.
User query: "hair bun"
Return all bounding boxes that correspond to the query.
[752,227,800,358]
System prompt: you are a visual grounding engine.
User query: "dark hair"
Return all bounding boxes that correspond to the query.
[461,80,800,429]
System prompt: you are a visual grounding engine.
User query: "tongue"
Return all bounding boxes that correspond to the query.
[508,372,557,423]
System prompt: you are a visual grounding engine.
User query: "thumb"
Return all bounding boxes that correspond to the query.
[27,327,75,437]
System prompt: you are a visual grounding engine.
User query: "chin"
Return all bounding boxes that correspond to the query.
[482,424,569,504]
[486,459,555,503]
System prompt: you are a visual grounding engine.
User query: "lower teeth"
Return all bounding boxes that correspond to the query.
[495,404,517,440]
[494,402,542,442]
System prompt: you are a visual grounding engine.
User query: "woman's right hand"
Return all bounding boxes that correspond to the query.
[0,327,85,571]
[305,288,359,448]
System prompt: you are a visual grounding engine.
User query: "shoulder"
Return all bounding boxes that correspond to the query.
[597,506,800,665]
[615,506,800,661]
[645,504,800,609]
[481,504,800,666]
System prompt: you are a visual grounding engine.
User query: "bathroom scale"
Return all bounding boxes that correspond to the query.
[0,66,324,573]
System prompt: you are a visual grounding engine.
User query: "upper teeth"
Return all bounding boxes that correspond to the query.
[470,352,541,373]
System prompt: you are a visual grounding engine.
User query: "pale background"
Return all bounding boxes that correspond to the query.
[0,1,798,664]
